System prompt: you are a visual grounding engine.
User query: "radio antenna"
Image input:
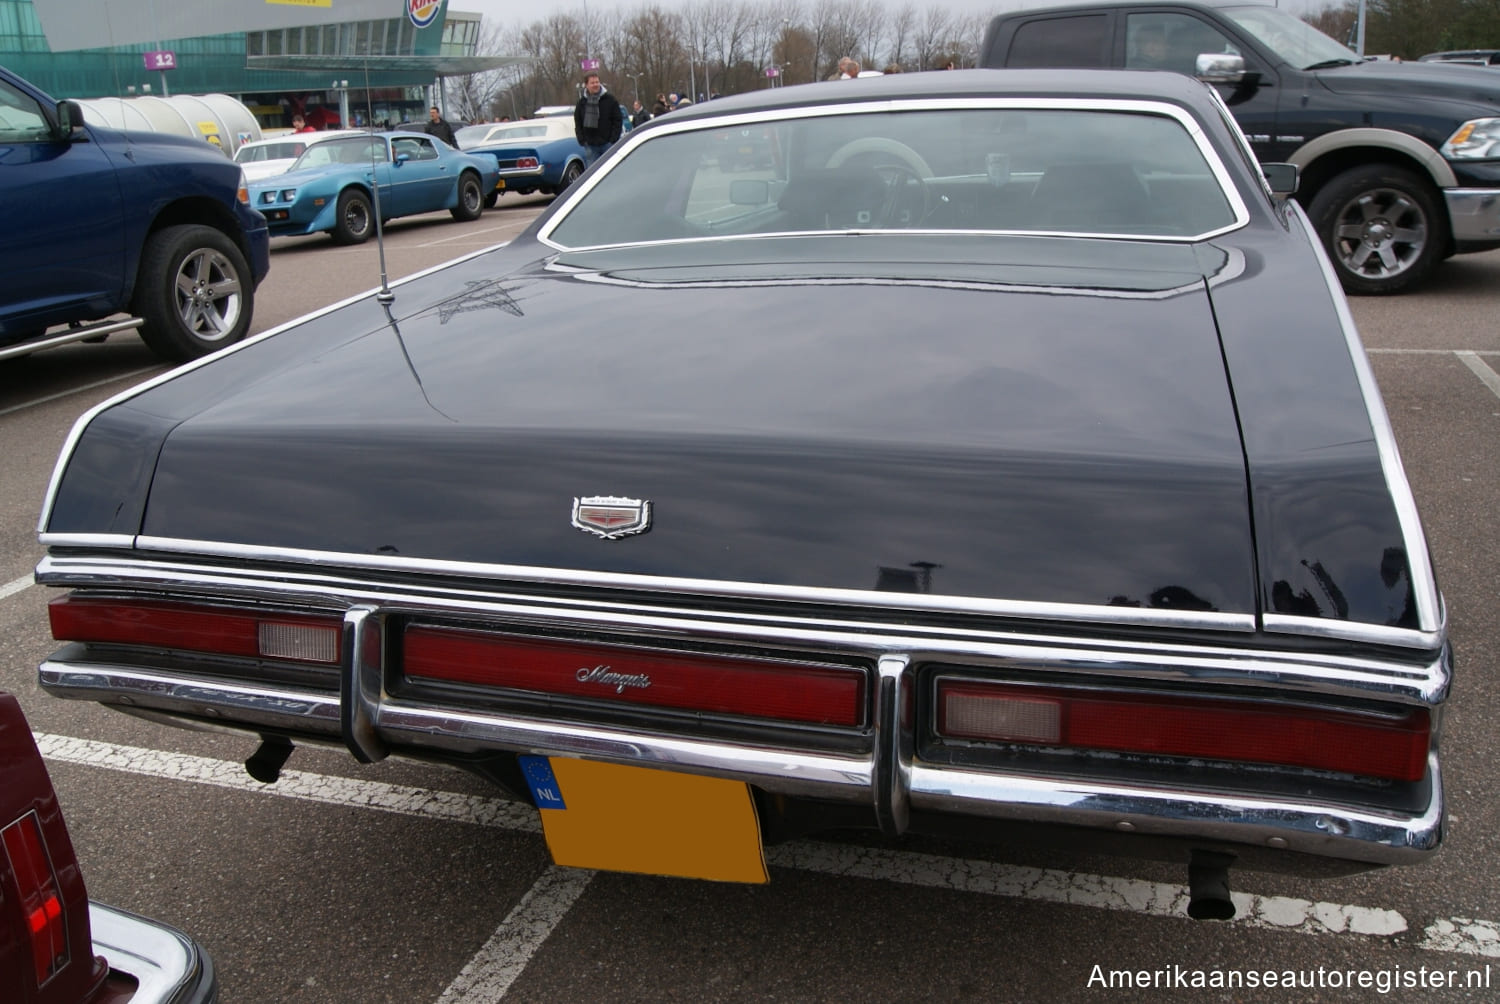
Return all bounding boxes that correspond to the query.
[363,57,394,305]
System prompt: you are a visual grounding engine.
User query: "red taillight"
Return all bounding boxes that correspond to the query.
[937,680,1430,782]
[404,626,866,727]
[49,596,342,664]
[3,813,68,986]
[517,156,539,169]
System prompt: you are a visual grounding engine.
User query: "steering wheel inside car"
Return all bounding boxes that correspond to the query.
[825,138,934,229]
[825,137,934,178]
[870,163,928,227]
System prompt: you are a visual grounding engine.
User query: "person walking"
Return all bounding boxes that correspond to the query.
[424,105,456,146]
[574,72,623,166]
[630,99,651,129]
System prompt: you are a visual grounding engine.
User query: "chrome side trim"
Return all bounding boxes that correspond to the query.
[872,655,913,836]
[538,97,1252,250]
[1286,202,1443,636]
[1262,613,1445,650]
[112,535,1257,634]
[0,317,144,363]
[908,754,1444,865]
[38,533,135,549]
[33,554,1449,706]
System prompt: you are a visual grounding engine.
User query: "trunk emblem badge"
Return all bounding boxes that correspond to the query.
[572,496,652,539]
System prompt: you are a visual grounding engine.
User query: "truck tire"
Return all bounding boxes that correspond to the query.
[333,189,373,244]
[133,224,253,362]
[1306,165,1444,295]
[451,171,484,221]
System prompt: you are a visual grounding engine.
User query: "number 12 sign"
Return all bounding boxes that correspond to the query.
[144,50,177,71]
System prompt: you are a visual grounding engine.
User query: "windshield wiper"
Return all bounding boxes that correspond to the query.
[1303,58,1360,70]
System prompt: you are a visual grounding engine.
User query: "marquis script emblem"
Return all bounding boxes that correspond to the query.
[571,496,651,539]
[576,664,652,694]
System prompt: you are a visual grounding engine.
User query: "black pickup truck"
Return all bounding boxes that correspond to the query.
[981,1,1500,293]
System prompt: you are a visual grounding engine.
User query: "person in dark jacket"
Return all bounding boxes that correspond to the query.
[630,99,651,129]
[574,73,624,165]
[424,105,456,146]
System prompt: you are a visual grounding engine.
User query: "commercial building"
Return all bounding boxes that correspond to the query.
[1,0,503,130]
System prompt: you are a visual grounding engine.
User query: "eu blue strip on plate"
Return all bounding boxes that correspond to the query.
[518,755,566,809]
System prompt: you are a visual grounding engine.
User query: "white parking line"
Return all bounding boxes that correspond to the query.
[0,367,159,419]
[438,866,595,1002]
[418,228,519,248]
[768,842,1405,937]
[35,732,1476,942]
[34,732,538,832]
[0,574,33,601]
[1456,351,1500,401]
[1365,348,1500,355]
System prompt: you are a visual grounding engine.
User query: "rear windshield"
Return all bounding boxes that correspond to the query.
[546,106,1240,248]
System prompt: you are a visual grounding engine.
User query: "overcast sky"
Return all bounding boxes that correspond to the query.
[450,0,1330,30]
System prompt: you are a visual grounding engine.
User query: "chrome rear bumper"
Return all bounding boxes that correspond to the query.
[40,657,1444,868]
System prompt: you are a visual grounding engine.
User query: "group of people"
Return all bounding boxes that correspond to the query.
[570,77,706,165]
[565,54,963,167]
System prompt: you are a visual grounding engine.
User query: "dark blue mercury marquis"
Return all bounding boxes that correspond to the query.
[36,71,1449,916]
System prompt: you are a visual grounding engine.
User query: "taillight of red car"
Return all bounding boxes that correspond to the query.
[2,813,68,986]
[937,679,1429,782]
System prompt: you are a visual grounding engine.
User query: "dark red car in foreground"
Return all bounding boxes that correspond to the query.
[1,692,216,1004]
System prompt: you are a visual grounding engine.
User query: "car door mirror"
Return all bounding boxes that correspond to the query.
[394,152,410,165]
[54,99,85,139]
[1261,162,1299,198]
[1196,53,1246,83]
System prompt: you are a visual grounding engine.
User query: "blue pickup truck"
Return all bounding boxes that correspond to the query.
[0,65,270,362]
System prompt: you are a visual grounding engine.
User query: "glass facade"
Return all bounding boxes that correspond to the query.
[0,0,457,124]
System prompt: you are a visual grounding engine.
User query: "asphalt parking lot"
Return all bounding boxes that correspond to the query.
[2,203,1498,1001]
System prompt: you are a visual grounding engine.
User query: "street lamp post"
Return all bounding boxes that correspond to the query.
[626,72,642,102]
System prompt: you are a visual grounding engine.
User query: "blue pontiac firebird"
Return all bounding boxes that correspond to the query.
[248,131,501,243]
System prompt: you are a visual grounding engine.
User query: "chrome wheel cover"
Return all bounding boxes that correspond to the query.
[1329,186,1428,280]
[173,248,242,343]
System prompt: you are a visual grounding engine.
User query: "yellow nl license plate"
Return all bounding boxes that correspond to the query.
[520,756,768,883]
[495,178,506,189]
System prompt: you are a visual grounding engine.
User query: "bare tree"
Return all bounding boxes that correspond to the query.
[910,6,955,71]
[614,6,690,104]
[446,23,524,123]
[886,3,918,71]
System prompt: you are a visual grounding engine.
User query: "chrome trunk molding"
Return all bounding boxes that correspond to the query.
[33,553,1449,706]
[41,536,1259,634]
